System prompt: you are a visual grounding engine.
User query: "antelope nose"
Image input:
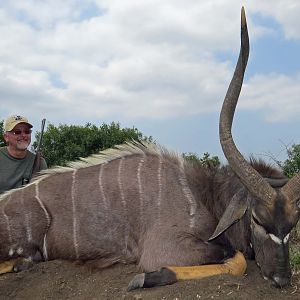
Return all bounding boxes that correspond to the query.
[272,276,290,288]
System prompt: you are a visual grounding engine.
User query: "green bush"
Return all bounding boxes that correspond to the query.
[32,122,152,167]
[183,152,220,168]
[281,144,300,178]
[290,245,300,273]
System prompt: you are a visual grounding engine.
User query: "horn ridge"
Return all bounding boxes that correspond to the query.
[219,7,276,204]
[281,173,300,205]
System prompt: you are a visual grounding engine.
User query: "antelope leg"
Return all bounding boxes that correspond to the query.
[0,256,40,275]
[12,257,35,272]
[0,259,20,275]
[127,251,247,290]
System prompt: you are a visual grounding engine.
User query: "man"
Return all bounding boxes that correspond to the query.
[0,115,47,194]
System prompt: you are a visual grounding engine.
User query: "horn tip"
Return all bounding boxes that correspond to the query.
[241,7,247,27]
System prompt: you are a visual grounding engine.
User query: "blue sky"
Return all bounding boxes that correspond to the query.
[1,0,299,163]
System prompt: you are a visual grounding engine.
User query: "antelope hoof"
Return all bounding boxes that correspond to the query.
[127,268,177,291]
[127,273,145,291]
[13,258,35,273]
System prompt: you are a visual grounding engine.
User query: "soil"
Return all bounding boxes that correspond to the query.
[0,259,299,300]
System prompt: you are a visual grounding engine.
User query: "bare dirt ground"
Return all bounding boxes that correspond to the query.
[0,259,299,300]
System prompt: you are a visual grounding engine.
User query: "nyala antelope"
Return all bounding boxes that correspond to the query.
[0,7,299,290]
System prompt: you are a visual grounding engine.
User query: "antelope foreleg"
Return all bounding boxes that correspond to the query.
[0,257,37,275]
[127,251,247,291]
[0,259,20,275]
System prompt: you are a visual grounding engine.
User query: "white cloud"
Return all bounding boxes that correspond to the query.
[247,0,300,40]
[0,0,299,126]
[241,72,300,122]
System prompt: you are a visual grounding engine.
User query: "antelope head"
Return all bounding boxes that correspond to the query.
[219,7,300,287]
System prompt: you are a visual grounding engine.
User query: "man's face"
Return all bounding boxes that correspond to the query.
[4,123,32,151]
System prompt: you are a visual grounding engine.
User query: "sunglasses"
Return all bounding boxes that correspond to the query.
[9,129,32,135]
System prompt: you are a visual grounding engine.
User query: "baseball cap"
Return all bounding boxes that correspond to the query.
[4,115,33,132]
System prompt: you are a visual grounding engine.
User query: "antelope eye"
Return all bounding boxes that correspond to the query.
[252,214,263,226]
[252,214,269,235]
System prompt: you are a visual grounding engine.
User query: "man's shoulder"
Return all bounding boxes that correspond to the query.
[0,147,8,157]
[25,150,37,165]
[26,150,35,158]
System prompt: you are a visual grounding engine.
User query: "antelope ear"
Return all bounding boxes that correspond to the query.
[208,190,248,241]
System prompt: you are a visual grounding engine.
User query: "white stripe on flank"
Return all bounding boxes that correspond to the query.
[35,182,51,260]
[157,157,163,225]
[24,212,32,242]
[21,189,32,242]
[137,157,145,229]
[178,160,197,228]
[99,164,112,239]
[99,164,108,210]
[118,158,129,251]
[71,170,79,259]
[3,195,12,244]
[118,158,126,211]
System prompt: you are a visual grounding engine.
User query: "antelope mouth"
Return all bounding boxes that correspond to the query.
[271,276,291,288]
[262,272,291,288]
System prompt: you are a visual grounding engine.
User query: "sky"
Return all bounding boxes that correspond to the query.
[1,0,300,163]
